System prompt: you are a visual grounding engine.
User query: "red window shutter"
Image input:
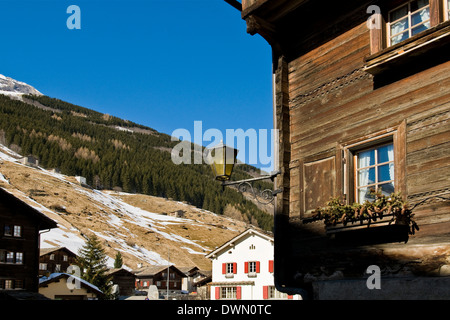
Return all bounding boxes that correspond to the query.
[256,261,260,273]
[269,260,274,273]
[222,263,226,274]
[244,262,249,273]
[215,287,221,300]
[263,286,268,299]
[233,262,237,274]
[288,295,293,299]
[236,286,241,300]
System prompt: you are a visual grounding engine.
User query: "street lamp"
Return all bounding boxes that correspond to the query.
[206,141,239,182]
[206,142,282,204]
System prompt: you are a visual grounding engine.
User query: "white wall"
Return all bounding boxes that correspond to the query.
[209,231,300,300]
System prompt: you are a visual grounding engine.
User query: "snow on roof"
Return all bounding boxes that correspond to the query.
[39,273,103,294]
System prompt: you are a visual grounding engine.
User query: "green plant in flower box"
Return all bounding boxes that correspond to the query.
[308,189,419,235]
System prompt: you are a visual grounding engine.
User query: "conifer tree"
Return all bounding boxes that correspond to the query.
[113,251,123,269]
[76,235,112,299]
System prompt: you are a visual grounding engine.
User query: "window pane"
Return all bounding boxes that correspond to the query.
[377,144,394,163]
[358,167,375,186]
[13,225,21,237]
[6,252,14,263]
[390,4,408,21]
[357,149,375,168]
[391,18,409,36]
[412,21,430,36]
[410,0,428,12]
[4,225,12,236]
[379,182,395,196]
[379,164,395,182]
[15,252,23,264]
[359,187,376,202]
[391,31,409,45]
[411,8,430,26]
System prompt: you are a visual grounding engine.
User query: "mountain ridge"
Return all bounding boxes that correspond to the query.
[0,78,274,229]
[0,142,262,270]
[0,74,43,98]
[0,74,274,269]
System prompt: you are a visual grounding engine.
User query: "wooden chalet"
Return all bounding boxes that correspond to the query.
[228,0,450,299]
[106,268,136,297]
[0,188,57,293]
[39,247,77,276]
[133,264,186,293]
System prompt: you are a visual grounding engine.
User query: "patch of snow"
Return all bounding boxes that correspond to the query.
[40,225,86,255]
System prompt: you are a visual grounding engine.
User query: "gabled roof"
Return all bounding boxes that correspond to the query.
[178,266,199,275]
[133,264,186,278]
[205,228,273,259]
[38,273,103,296]
[40,247,77,257]
[0,187,57,230]
[106,268,136,277]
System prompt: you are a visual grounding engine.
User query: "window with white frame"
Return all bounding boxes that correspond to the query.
[39,263,47,270]
[13,225,22,237]
[15,252,23,264]
[355,143,395,203]
[225,262,235,277]
[6,252,14,263]
[388,0,430,45]
[221,287,237,299]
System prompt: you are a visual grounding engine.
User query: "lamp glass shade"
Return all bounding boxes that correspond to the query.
[207,142,238,181]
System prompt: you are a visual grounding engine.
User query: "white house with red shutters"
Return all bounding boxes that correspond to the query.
[206,228,302,300]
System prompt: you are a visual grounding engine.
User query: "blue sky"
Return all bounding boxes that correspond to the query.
[0,0,274,169]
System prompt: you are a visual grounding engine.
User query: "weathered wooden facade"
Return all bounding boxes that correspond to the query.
[39,247,77,276]
[0,188,57,293]
[106,268,137,297]
[133,264,186,293]
[233,0,450,299]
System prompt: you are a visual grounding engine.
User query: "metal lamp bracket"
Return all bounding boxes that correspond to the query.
[221,170,282,204]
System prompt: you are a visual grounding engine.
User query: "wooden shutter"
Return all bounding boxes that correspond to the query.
[244,262,249,273]
[236,286,241,300]
[268,260,274,273]
[233,262,237,274]
[222,263,226,274]
[215,287,220,300]
[263,286,268,299]
[256,261,260,273]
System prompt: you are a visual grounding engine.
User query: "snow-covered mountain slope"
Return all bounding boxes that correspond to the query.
[0,74,43,98]
[0,143,254,270]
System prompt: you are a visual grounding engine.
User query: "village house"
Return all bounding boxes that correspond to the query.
[39,247,77,276]
[38,273,103,300]
[206,228,301,300]
[133,264,186,296]
[0,187,57,294]
[178,266,199,292]
[229,0,450,299]
[106,268,137,297]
